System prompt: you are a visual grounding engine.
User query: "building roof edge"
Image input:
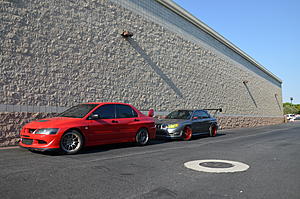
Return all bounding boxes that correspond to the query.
[155,0,282,84]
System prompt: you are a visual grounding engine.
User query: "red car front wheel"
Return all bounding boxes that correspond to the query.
[60,130,83,154]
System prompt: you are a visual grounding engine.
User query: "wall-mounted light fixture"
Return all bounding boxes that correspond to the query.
[121,30,133,38]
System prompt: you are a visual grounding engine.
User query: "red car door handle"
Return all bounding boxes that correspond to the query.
[134,119,140,121]
[111,120,118,123]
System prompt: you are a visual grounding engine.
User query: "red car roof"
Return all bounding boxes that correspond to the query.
[83,102,132,105]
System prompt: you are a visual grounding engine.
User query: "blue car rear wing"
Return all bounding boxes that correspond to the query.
[203,108,222,117]
[203,108,222,112]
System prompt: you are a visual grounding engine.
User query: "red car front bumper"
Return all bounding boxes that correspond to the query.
[19,130,61,150]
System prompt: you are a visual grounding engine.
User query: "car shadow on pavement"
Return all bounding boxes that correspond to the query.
[24,140,170,156]
[78,133,227,155]
[191,133,226,139]
[29,133,226,156]
[78,139,169,155]
[215,133,226,137]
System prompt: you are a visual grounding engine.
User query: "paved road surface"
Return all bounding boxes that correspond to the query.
[1,122,299,199]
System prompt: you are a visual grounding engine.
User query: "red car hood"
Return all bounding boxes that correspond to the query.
[23,117,83,129]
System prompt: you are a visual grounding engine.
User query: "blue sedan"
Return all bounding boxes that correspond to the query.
[155,109,222,140]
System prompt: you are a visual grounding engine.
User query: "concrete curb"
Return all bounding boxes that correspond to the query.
[0,146,19,150]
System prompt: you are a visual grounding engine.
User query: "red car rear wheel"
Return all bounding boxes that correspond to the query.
[136,128,149,146]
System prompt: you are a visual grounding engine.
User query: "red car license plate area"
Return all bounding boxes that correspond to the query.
[21,138,33,145]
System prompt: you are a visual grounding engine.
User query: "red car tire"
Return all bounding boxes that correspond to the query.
[60,130,83,154]
[135,128,149,146]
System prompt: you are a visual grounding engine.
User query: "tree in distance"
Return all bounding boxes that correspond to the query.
[283,103,300,114]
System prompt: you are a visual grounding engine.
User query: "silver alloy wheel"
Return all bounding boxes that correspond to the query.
[136,128,149,145]
[60,130,83,154]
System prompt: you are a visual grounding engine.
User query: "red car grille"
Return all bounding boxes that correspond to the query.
[22,138,33,145]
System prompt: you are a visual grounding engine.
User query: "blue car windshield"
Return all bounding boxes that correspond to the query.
[166,110,192,119]
[57,104,98,118]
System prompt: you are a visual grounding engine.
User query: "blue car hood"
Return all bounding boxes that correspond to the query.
[155,118,187,125]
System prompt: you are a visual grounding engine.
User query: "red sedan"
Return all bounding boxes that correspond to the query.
[19,102,156,154]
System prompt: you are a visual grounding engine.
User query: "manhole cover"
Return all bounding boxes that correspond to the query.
[199,162,234,168]
[184,159,249,173]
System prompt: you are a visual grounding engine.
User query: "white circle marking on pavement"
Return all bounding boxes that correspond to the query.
[184,159,250,173]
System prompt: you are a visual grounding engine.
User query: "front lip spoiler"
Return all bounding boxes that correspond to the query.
[19,145,59,152]
[156,128,182,139]
[156,131,211,140]
[156,134,182,139]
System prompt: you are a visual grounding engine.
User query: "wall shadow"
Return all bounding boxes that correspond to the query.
[126,38,183,98]
[275,94,282,111]
[243,82,258,108]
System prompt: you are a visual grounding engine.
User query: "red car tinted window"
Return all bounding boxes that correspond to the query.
[58,104,98,118]
[92,104,116,119]
[116,104,138,118]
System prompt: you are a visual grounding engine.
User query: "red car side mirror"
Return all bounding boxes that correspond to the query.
[148,108,154,117]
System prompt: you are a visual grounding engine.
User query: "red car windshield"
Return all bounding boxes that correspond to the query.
[57,104,98,118]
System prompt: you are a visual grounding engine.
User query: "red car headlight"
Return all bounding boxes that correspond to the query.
[34,128,59,135]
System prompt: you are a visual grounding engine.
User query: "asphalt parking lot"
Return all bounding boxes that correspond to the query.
[1,122,300,199]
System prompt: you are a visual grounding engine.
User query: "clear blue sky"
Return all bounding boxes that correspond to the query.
[173,0,300,104]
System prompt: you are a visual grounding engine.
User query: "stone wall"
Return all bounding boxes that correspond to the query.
[0,0,282,114]
[0,112,55,147]
[0,0,283,146]
[217,116,284,130]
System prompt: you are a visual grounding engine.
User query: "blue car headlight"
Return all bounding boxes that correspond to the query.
[34,128,59,135]
[167,124,179,129]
